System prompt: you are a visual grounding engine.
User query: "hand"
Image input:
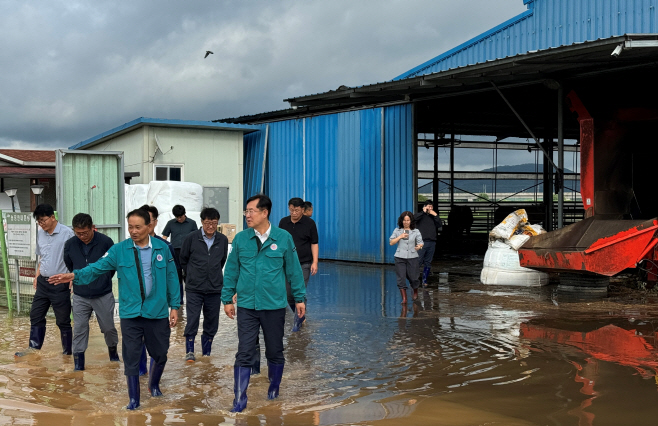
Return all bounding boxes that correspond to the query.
[429,210,437,216]
[296,302,306,318]
[169,309,178,327]
[33,276,37,290]
[224,303,236,319]
[48,273,75,285]
[232,294,237,305]
[415,244,423,251]
[311,262,318,276]
[400,233,409,239]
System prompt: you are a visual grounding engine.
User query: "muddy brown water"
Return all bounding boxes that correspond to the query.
[1,260,658,425]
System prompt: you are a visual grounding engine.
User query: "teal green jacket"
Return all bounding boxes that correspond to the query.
[221,225,305,310]
[73,236,180,319]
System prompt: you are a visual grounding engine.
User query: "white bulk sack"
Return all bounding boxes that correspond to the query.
[147,181,204,216]
[480,244,549,286]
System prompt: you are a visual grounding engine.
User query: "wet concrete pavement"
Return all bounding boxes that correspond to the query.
[2,259,658,425]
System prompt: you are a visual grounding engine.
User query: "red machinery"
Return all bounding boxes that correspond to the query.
[518,91,658,281]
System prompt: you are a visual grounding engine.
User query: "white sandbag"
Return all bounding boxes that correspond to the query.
[507,234,531,250]
[481,245,549,286]
[125,184,149,212]
[480,266,549,286]
[490,209,528,240]
[147,181,204,216]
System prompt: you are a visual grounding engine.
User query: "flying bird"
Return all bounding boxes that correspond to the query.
[204,50,214,58]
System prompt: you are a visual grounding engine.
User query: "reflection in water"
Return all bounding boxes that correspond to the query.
[1,261,658,425]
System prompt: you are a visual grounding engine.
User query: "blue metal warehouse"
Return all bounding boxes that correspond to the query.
[224,0,658,264]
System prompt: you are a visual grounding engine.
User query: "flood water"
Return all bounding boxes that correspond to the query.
[2,259,658,425]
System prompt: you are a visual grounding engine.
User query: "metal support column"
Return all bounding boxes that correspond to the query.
[543,139,554,231]
[557,86,564,228]
[433,133,439,210]
[450,134,455,205]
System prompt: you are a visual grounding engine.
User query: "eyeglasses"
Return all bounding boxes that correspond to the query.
[74,228,93,238]
[37,216,52,225]
[202,220,219,226]
[243,209,262,216]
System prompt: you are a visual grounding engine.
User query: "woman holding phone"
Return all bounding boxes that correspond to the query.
[390,211,424,304]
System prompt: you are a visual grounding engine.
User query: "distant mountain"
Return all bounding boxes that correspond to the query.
[418,163,580,195]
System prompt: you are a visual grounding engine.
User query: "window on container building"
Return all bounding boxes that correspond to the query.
[154,165,183,181]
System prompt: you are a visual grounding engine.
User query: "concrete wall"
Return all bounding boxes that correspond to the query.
[84,125,244,230]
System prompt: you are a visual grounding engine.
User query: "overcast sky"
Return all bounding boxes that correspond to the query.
[1,0,527,159]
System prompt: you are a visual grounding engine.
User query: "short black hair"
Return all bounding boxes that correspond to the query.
[304,201,313,210]
[201,207,220,221]
[246,194,272,218]
[397,211,416,230]
[33,203,55,220]
[127,208,151,225]
[288,197,305,208]
[71,213,93,229]
[172,205,186,217]
[423,199,433,207]
[140,204,159,219]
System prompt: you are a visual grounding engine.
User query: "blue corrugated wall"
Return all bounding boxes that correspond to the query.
[397,0,658,79]
[243,125,267,199]
[248,105,413,264]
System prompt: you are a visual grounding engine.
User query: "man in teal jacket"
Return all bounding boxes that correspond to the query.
[222,194,306,413]
[49,209,180,410]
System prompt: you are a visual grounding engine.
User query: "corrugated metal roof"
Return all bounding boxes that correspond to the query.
[396,0,658,80]
[70,117,260,150]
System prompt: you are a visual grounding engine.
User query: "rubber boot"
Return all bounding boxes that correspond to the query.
[148,358,165,397]
[422,266,431,287]
[15,326,46,356]
[73,352,85,371]
[288,302,296,313]
[399,288,408,304]
[292,313,305,332]
[251,345,261,375]
[267,362,284,399]
[185,336,195,362]
[412,287,419,301]
[139,345,148,376]
[201,335,212,356]
[108,346,120,362]
[231,366,251,413]
[126,375,140,410]
[60,329,72,355]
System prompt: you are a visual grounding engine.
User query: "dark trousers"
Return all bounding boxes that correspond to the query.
[120,317,170,375]
[417,240,437,268]
[174,248,185,299]
[395,257,420,290]
[183,292,222,338]
[30,275,72,331]
[235,307,286,366]
[286,263,311,306]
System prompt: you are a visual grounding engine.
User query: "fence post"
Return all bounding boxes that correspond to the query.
[0,211,14,311]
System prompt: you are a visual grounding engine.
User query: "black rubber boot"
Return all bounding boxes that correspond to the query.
[148,358,165,397]
[74,352,85,371]
[60,329,72,355]
[15,326,46,357]
[231,366,251,413]
[201,335,212,356]
[126,375,140,410]
[267,362,284,399]
[108,346,120,362]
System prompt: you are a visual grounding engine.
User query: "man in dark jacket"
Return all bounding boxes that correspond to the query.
[414,200,443,286]
[64,213,119,370]
[179,207,229,362]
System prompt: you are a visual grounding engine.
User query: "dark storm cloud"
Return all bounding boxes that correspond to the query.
[0,0,524,151]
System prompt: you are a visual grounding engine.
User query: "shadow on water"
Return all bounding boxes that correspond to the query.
[1,261,658,425]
